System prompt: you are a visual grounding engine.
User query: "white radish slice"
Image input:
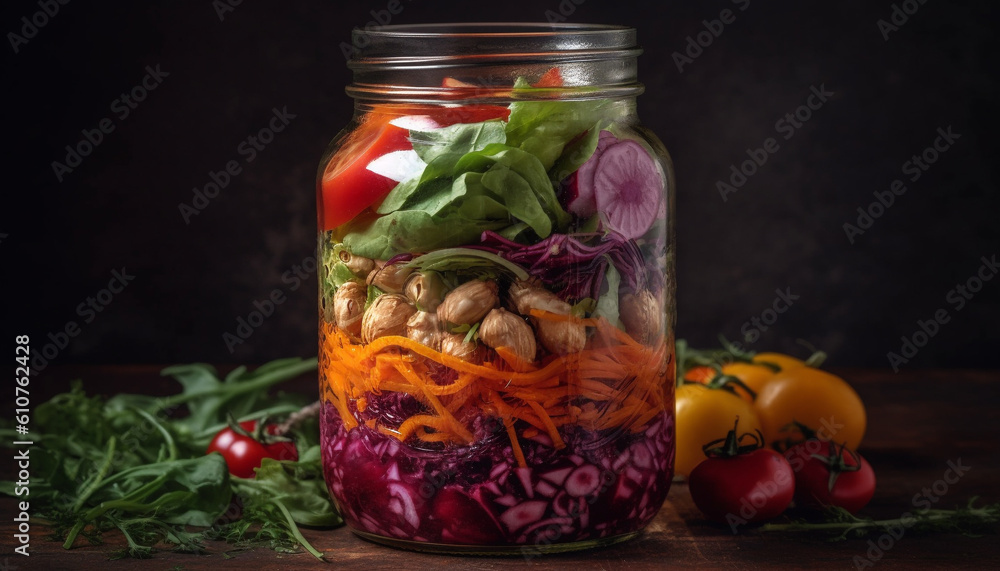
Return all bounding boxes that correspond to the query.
[388,115,440,131]
[593,140,663,240]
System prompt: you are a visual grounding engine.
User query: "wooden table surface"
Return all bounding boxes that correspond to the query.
[3,366,999,570]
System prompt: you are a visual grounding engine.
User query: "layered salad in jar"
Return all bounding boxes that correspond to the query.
[318,69,675,550]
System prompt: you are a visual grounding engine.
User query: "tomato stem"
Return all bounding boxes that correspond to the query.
[810,440,862,492]
[702,417,765,458]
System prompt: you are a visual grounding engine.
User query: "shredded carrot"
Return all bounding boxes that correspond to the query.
[319,318,670,454]
[527,400,565,449]
[494,346,537,373]
[503,415,527,468]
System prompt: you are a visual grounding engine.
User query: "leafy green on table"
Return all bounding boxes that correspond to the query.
[0,358,342,560]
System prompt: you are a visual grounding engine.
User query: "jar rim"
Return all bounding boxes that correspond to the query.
[354,22,634,38]
[346,22,642,103]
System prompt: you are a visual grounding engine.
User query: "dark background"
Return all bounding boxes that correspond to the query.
[4,0,997,371]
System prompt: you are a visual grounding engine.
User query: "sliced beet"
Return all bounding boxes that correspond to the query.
[592,140,663,240]
[565,130,619,218]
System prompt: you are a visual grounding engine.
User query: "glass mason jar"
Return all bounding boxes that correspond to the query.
[317,23,675,554]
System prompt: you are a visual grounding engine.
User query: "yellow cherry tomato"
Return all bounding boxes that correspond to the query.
[751,352,806,373]
[674,384,763,478]
[719,361,775,403]
[754,367,866,451]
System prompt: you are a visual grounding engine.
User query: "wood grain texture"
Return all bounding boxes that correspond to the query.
[2,366,999,569]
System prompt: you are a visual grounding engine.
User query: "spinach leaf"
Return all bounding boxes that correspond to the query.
[343,209,508,260]
[505,78,626,170]
[403,174,480,216]
[410,119,506,164]
[471,145,573,235]
[549,121,602,182]
[378,121,507,215]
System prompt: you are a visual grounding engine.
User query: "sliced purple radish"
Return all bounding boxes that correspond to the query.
[564,130,619,218]
[593,140,663,240]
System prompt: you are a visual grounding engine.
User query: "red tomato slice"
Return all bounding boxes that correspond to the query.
[430,104,510,125]
[320,116,412,231]
[532,67,564,88]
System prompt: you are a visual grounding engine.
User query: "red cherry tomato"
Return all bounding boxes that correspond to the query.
[207,420,298,478]
[689,447,795,525]
[687,419,795,525]
[785,440,875,514]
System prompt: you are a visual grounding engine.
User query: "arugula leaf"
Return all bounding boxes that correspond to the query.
[234,448,340,527]
[0,359,339,560]
[145,358,316,444]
